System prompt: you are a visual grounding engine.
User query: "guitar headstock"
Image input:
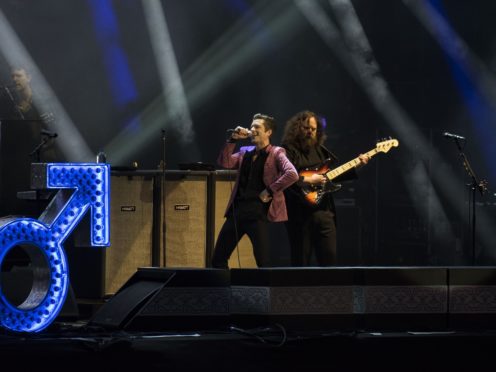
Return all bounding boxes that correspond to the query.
[376,137,399,153]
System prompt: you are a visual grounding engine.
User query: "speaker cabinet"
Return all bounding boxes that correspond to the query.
[89,267,231,331]
[214,171,257,269]
[71,171,209,298]
[69,174,155,298]
[162,173,208,268]
[106,174,155,295]
[70,170,261,299]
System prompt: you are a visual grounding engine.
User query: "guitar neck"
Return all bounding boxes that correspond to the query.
[325,148,379,181]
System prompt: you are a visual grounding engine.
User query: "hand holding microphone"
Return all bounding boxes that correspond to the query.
[227,126,252,140]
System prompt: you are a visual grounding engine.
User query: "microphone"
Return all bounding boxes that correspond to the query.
[41,129,58,138]
[227,128,252,137]
[443,132,465,140]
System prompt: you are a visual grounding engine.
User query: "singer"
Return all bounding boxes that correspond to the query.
[211,113,299,269]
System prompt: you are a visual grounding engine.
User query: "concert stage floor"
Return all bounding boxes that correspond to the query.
[2,266,496,370]
[1,325,495,370]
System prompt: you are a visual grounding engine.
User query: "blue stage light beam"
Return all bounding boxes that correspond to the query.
[87,0,138,109]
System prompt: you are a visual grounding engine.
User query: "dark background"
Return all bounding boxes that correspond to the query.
[1,0,495,266]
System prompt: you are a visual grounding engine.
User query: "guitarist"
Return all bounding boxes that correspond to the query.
[281,110,369,266]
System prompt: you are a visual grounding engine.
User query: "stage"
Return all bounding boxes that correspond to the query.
[2,266,496,370]
[1,325,495,370]
[2,1,496,369]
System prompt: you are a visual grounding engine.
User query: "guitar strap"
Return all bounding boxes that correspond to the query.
[320,144,338,162]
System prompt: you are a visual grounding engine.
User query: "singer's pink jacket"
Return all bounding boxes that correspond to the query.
[217,142,298,222]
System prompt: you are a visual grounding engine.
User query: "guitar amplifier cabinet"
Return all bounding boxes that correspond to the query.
[69,169,278,299]
[106,174,155,294]
[161,172,209,268]
[69,173,155,298]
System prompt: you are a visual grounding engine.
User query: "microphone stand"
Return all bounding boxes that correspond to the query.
[28,134,50,213]
[29,136,49,162]
[451,138,487,265]
[161,129,167,267]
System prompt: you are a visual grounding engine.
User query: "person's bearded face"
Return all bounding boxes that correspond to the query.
[302,134,317,147]
[300,117,318,148]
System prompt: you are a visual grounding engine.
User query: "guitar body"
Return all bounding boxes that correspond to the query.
[296,139,399,206]
[299,160,342,206]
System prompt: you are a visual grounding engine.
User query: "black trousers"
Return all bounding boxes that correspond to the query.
[211,213,271,269]
[285,208,337,266]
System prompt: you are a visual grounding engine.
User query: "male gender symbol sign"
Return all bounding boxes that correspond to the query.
[0,163,110,332]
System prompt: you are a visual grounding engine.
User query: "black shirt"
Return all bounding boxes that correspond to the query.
[232,147,269,220]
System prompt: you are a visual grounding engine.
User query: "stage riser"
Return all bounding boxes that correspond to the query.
[230,286,447,314]
[449,268,496,329]
[89,267,496,332]
[231,285,448,331]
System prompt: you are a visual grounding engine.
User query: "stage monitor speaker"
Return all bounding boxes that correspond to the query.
[88,273,169,329]
[88,267,230,331]
[214,172,256,268]
[162,173,208,268]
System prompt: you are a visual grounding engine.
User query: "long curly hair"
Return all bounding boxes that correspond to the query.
[282,110,327,150]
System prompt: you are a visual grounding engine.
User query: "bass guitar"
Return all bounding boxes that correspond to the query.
[299,138,399,206]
